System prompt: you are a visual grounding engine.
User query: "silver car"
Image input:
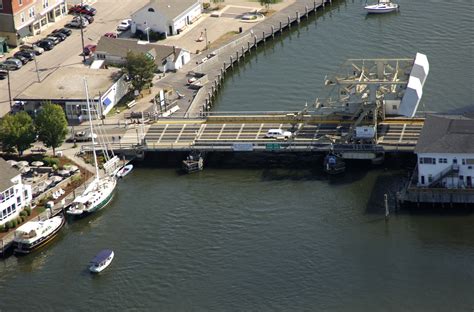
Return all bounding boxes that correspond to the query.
[1,58,22,70]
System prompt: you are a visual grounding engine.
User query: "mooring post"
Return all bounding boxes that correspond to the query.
[288,16,291,28]
[305,6,309,17]
[236,51,239,61]
[296,12,300,23]
[279,21,282,32]
[323,0,325,8]
[242,46,245,57]
[230,55,233,67]
[271,25,275,38]
[247,41,251,52]
[384,194,389,220]
[254,35,257,46]
[263,31,266,42]
[314,0,317,10]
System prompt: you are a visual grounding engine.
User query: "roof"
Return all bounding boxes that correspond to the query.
[0,158,20,192]
[140,0,200,20]
[96,37,183,65]
[90,249,113,264]
[14,67,122,101]
[15,220,41,234]
[415,115,474,154]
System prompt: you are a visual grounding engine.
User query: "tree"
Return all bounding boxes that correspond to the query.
[259,0,279,10]
[0,112,36,155]
[124,51,156,92]
[35,103,68,156]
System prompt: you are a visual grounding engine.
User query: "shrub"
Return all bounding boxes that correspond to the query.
[43,156,60,167]
[16,217,22,225]
[25,206,32,216]
[5,221,12,230]
[21,216,26,222]
[20,211,27,217]
[11,219,17,228]
[0,225,5,232]
[203,2,210,9]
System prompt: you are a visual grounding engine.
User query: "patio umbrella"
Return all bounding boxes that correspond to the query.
[31,161,44,167]
[19,166,31,173]
[51,176,63,183]
[17,161,29,167]
[6,160,17,167]
[57,169,70,177]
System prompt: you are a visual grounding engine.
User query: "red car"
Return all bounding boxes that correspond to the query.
[104,32,117,38]
[83,44,97,56]
[69,4,96,16]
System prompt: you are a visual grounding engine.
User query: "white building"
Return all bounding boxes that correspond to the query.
[0,158,32,227]
[95,37,191,72]
[131,0,202,36]
[415,115,474,188]
[14,67,128,121]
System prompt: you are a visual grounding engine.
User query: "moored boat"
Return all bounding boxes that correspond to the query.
[89,249,114,273]
[13,215,65,255]
[324,153,346,175]
[116,164,133,178]
[365,0,399,14]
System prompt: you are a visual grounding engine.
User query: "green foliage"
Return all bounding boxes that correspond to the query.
[11,219,17,228]
[0,225,5,232]
[0,112,36,155]
[16,217,22,225]
[203,2,210,9]
[259,0,279,9]
[20,211,28,217]
[4,221,12,230]
[43,156,60,167]
[124,51,156,92]
[35,103,68,155]
[25,206,32,216]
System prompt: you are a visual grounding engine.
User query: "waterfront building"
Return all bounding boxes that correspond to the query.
[13,67,128,121]
[0,0,68,46]
[95,37,191,72]
[131,0,202,36]
[0,158,32,226]
[399,115,474,205]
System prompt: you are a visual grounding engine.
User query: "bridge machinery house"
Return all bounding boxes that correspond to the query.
[14,67,128,121]
[131,0,202,36]
[95,36,190,72]
[0,158,32,227]
[415,115,474,189]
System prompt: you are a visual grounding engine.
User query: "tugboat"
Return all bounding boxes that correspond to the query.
[13,215,65,255]
[323,153,346,175]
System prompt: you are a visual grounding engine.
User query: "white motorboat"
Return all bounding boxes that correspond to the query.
[89,249,114,273]
[116,164,133,178]
[66,79,117,219]
[365,0,399,14]
[13,215,65,254]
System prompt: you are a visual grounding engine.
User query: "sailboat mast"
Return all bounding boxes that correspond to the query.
[84,78,100,180]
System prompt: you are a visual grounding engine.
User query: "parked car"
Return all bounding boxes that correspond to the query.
[69,4,96,16]
[49,31,67,41]
[45,36,60,45]
[67,17,89,28]
[1,58,22,70]
[83,44,97,56]
[0,68,8,79]
[52,27,72,36]
[67,130,97,142]
[11,54,29,64]
[117,19,132,31]
[35,39,55,51]
[19,44,44,55]
[83,15,94,24]
[14,50,35,62]
[265,129,292,139]
[104,32,117,38]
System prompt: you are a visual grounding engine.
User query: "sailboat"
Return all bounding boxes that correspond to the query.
[66,79,117,218]
[365,0,399,14]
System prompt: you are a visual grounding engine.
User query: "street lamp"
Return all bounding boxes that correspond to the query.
[5,67,13,111]
[80,0,86,63]
[204,28,208,50]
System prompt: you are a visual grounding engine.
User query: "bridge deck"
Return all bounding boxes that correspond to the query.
[116,118,424,152]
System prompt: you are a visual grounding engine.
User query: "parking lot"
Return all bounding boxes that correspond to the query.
[0,0,149,117]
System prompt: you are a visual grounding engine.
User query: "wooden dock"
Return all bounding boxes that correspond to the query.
[185,0,336,117]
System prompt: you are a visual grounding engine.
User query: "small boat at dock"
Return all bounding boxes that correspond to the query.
[116,164,133,178]
[89,249,114,273]
[365,0,399,14]
[324,153,346,175]
[13,215,65,255]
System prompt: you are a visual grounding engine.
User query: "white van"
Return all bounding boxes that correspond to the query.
[265,129,292,139]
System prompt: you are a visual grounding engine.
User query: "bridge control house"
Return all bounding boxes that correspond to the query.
[399,114,474,205]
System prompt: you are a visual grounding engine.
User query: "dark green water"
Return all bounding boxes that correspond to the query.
[1,1,473,311]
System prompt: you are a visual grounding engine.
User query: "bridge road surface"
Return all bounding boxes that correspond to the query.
[0,0,149,117]
[124,119,425,151]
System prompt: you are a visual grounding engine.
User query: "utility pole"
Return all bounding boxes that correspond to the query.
[204,28,208,50]
[80,0,86,63]
[33,54,40,82]
[6,67,12,110]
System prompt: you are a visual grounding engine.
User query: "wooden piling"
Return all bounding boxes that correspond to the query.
[271,25,275,38]
[288,16,291,28]
[296,12,300,23]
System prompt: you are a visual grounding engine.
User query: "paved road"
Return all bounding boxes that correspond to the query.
[0,0,148,117]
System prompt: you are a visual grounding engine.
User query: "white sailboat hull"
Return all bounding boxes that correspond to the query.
[365,3,399,13]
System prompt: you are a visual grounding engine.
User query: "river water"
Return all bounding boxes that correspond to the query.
[1,1,473,311]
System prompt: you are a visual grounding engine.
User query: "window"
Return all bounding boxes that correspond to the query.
[0,2,3,10]
[18,0,23,5]
[438,158,448,164]
[29,7,35,18]
[466,159,474,165]
[43,0,49,9]
[419,157,435,164]
[453,158,458,164]
[17,197,21,205]
[392,105,397,110]
[20,12,25,23]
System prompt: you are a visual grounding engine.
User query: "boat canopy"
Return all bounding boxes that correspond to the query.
[73,192,93,204]
[90,249,113,265]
